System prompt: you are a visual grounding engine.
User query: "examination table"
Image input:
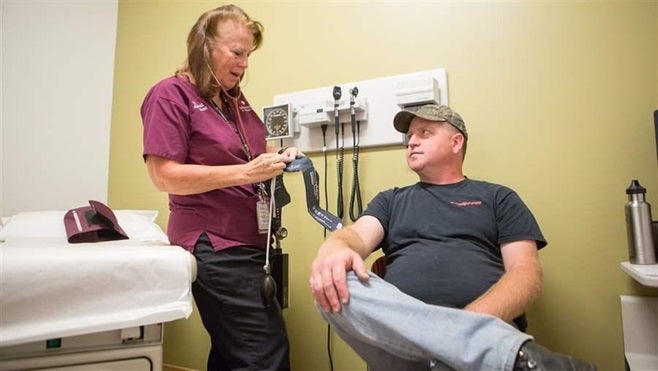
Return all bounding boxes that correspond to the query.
[0,210,196,370]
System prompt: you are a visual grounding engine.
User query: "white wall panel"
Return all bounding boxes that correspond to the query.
[1,0,118,216]
[271,69,448,153]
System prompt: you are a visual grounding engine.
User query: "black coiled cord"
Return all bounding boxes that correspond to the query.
[349,120,362,222]
[348,87,362,221]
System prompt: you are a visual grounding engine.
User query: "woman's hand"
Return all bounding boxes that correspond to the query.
[244,152,288,183]
[278,146,303,160]
[145,147,305,195]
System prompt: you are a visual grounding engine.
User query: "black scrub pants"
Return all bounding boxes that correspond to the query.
[192,234,291,371]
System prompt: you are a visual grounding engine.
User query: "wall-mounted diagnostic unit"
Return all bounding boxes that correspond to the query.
[263,68,448,153]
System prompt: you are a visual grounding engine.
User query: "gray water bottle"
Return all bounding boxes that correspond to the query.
[625,179,657,264]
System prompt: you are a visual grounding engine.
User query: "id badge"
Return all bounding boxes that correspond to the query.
[256,199,270,234]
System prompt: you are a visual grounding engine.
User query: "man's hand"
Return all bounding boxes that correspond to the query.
[309,216,384,313]
[309,241,369,313]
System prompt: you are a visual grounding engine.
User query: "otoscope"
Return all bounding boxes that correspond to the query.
[348,87,363,221]
[333,86,344,219]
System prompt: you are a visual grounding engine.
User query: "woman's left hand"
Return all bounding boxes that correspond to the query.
[277,147,303,161]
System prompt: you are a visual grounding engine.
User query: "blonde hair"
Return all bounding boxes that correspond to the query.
[176,4,263,100]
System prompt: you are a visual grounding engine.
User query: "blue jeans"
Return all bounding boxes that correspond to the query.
[318,272,532,371]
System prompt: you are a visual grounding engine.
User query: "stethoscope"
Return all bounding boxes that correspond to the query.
[218,92,279,309]
[208,68,280,309]
[261,178,278,309]
[215,91,279,309]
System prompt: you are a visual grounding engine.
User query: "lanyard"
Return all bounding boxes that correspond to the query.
[209,93,253,162]
[209,92,268,198]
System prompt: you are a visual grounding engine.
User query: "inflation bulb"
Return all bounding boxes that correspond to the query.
[261,265,277,308]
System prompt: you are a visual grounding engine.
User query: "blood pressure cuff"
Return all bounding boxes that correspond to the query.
[63,200,129,243]
[284,156,343,231]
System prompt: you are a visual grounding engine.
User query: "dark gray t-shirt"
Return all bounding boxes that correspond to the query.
[364,179,546,328]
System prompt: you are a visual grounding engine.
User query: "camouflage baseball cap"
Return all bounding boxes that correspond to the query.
[393,104,468,139]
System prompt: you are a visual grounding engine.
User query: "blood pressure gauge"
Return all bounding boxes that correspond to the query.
[263,103,293,140]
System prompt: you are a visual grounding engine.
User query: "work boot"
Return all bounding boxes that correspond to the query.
[514,341,597,370]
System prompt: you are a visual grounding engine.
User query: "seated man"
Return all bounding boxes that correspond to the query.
[309,104,596,370]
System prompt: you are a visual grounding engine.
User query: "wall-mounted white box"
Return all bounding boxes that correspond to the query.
[395,77,441,109]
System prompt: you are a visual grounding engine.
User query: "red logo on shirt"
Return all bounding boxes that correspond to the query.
[450,201,482,207]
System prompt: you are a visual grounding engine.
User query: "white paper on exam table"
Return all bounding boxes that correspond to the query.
[0,237,195,347]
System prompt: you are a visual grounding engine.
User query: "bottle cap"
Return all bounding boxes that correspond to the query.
[626,179,647,195]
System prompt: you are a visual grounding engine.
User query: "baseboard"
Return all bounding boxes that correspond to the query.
[163,364,199,371]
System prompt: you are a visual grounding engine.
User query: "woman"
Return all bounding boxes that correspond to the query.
[141,5,297,370]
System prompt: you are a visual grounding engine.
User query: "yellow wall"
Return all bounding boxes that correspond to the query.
[109,1,658,370]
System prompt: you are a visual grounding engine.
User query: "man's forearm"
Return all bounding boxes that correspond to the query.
[320,226,372,259]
